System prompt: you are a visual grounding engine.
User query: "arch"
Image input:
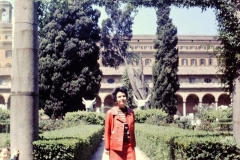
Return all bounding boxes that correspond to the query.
[103,94,114,113]
[177,94,183,116]
[186,94,199,115]
[0,95,5,109]
[94,95,101,109]
[218,93,231,106]
[0,8,7,21]
[202,94,215,105]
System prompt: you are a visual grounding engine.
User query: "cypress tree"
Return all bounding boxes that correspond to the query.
[151,4,179,115]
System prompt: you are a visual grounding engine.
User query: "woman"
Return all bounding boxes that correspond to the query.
[104,86,136,160]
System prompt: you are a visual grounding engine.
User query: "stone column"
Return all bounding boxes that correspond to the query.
[10,0,38,159]
[101,101,104,113]
[233,78,240,144]
[183,102,186,117]
[215,101,218,110]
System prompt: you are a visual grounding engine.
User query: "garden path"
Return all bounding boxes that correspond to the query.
[91,138,150,160]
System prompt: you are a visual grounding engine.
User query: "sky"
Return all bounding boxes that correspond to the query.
[93,6,218,35]
[8,0,218,36]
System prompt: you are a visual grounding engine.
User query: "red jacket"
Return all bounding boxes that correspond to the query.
[104,106,136,151]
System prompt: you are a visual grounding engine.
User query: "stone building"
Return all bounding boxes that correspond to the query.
[0,1,12,110]
[0,1,231,116]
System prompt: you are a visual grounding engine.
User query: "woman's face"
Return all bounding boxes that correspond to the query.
[116,91,126,108]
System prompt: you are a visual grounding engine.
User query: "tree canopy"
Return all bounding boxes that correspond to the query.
[38,1,102,118]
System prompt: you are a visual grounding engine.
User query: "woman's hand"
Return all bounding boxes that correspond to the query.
[104,149,109,155]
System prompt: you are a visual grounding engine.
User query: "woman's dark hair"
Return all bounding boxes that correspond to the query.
[111,86,128,102]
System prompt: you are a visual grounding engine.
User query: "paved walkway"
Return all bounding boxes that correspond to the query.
[91,139,150,160]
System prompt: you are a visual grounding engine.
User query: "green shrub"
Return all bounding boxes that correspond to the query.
[135,123,221,160]
[201,108,232,120]
[134,109,167,123]
[34,125,103,160]
[0,109,10,121]
[65,111,105,125]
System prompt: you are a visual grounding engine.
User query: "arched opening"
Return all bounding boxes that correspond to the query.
[0,95,5,109]
[94,95,101,109]
[177,94,183,116]
[202,94,215,105]
[0,8,7,21]
[218,94,231,106]
[104,94,114,113]
[186,94,199,115]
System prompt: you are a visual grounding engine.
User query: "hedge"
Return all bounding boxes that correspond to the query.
[33,125,103,160]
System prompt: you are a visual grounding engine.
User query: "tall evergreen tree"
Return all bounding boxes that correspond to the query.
[151,4,179,115]
[38,1,102,118]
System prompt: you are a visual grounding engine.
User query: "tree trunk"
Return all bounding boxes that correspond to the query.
[10,0,39,159]
[233,77,240,144]
[125,56,149,100]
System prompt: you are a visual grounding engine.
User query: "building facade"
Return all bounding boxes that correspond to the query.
[0,1,12,110]
[0,1,231,116]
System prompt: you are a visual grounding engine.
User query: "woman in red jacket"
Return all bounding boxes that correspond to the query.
[104,86,136,160]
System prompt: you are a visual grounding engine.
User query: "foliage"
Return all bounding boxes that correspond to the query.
[0,109,10,122]
[38,0,102,118]
[33,125,103,160]
[135,123,221,160]
[151,3,179,115]
[201,108,232,120]
[134,109,167,123]
[194,103,216,119]
[64,111,105,125]
[100,2,138,68]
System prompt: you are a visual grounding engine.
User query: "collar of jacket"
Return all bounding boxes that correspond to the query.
[112,106,131,116]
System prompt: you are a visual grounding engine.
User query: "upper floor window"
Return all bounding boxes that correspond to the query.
[5,50,12,58]
[145,59,152,66]
[1,10,7,21]
[191,59,197,66]
[209,58,213,66]
[5,35,12,39]
[208,45,214,50]
[200,59,205,66]
[190,46,197,50]
[144,46,150,50]
[107,78,115,84]
[204,78,212,83]
[180,46,188,50]
[189,78,196,84]
[0,78,3,84]
[182,59,188,66]
[199,45,205,50]
[135,46,141,49]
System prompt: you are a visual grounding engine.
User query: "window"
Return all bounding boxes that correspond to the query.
[182,59,188,66]
[191,59,197,66]
[208,45,214,50]
[5,35,12,39]
[209,58,213,66]
[107,79,115,84]
[5,50,12,58]
[0,78,2,84]
[199,45,205,50]
[189,78,196,84]
[180,46,187,50]
[1,10,7,21]
[200,59,205,65]
[135,46,141,49]
[144,46,150,49]
[145,59,152,66]
[150,46,153,50]
[204,78,212,83]
[190,46,197,50]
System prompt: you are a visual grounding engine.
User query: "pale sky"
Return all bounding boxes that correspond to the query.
[94,6,218,35]
[9,0,218,35]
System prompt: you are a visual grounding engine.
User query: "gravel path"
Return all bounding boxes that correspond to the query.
[91,139,150,160]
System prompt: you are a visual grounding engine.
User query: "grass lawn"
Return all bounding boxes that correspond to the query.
[0,133,10,147]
